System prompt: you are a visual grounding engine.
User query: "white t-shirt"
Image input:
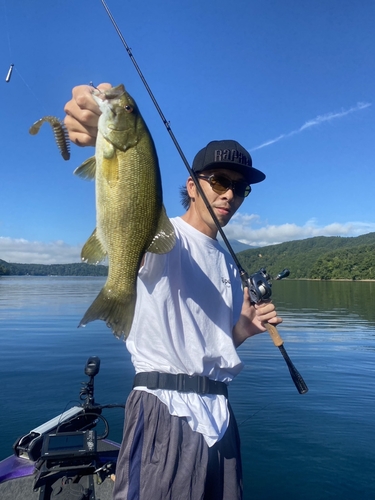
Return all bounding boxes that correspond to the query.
[126,217,244,446]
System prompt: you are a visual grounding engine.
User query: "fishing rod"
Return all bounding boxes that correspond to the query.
[100,0,308,395]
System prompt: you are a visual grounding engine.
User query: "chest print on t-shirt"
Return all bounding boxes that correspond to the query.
[221,277,231,287]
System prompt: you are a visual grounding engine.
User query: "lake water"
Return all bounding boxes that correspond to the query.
[0,276,374,499]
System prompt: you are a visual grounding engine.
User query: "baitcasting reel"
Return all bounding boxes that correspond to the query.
[248,268,290,304]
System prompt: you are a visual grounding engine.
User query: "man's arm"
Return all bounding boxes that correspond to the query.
[232,288,283,348]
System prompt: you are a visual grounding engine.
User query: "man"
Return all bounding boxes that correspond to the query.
[64,84,282,500]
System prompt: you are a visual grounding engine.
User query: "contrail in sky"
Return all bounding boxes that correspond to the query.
[250,101,372,151]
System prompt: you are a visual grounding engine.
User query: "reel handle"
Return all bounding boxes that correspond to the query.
[275,268,290,280]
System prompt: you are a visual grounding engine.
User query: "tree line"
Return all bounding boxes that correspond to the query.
[2,231,375,280]
[0,260,108,277]
[237,232,375,280]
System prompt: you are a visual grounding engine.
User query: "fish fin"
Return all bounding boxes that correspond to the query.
[147,205,176,254]
[79,287,136,340]
[81,229,107,264]
[74,156,96,180]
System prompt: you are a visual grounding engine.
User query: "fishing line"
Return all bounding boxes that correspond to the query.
[99,0,308,394]
[2,0,12,58]
[3,0,14,82]
[238,403,272,427]
[12,67,48,113]
[4,61,47,113]
[3,0,48,114]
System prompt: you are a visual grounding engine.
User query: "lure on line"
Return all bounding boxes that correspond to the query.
[29,116,70,161]
[5,63,14,82]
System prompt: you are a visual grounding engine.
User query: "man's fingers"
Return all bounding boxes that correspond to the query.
[64,113,98,137]
[267,316,283,325]
[72,83,112,115]
[63,115,97,147]
[96,83,113,92]
[255,302,283,325]
[63,83,112,147]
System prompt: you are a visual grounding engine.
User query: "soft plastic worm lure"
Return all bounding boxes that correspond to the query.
[29,116,70,160]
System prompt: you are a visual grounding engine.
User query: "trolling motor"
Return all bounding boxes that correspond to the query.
[11,357,123,498]
[13,357,103,463]
[31,357,121,496]
[80,356,101,408]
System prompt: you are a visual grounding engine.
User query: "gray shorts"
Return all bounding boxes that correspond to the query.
[113,390,242,500]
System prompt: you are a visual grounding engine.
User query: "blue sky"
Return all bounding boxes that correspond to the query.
[1,0,374,264]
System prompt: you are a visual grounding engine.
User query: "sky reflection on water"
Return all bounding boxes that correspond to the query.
[0,277,374,499]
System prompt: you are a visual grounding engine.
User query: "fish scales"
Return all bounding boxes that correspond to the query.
[97,146,159,296]
[75,84,175,339]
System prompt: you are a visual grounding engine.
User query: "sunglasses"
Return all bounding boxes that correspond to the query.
[197,174,251,198]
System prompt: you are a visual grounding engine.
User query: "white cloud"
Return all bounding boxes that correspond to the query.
[0,237,82,264]
[250,102,372,151]
[224,213,375,247]
[2,216,375,264]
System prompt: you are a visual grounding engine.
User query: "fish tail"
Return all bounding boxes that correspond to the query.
[79,286,136,339]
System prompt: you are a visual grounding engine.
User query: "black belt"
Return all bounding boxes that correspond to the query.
[133,372,228,398]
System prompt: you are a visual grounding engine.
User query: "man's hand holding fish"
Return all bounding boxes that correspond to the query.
[65,83,112,146]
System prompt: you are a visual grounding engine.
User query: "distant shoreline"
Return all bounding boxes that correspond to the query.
[1,275,374,282]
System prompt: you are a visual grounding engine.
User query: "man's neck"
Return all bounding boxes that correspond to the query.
[180,211,218,239]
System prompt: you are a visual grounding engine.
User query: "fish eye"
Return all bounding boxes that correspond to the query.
[124,105,133,113]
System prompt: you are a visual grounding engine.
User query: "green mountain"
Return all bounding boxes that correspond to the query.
[218,238,256,253]
[0,259,108,277]
[1,232,375,279]
[237,232,375,280]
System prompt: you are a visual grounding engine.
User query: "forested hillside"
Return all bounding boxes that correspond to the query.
[2,232,375,279]
[237,232,375,280]
[0,260,108,277]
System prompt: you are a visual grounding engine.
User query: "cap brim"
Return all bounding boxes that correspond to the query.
[199,162,266,184]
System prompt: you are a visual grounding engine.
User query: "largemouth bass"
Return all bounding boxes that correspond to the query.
[75,84,175,338]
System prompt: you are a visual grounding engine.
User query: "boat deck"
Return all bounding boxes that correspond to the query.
[0,438,119,500]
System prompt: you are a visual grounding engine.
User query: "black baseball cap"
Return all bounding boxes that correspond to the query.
[192,140,266,184]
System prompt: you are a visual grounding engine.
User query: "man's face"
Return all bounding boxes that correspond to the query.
[186,168,248,236]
